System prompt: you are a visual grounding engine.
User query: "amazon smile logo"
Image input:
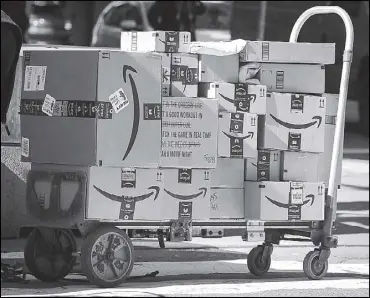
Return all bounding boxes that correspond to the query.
[223,131,254,140]
[265,194,315,209]
[270,114,322,129]
[122,65,139,161]
[93,185,160,220]
[219,93,257,105]
[164,187,207,201]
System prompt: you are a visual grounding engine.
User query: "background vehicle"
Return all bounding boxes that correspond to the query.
[91,1,152,48]
[25,1,72,45]
[91,0,232,48]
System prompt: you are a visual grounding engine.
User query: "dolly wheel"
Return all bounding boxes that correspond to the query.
[303,250,329,280]
[81,226,135,288]
[247,246,271,276]
[24,228,77,282]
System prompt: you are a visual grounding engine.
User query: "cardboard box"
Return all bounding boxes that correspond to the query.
[160,97,218,169]
[121,31,191,53]
[281,151,321,182]
[239,41,335,64]
[320,93,343,187]
[20,49,162,167]
[210,188,244,219]
[198,82,267,114]
[244,181,325,221]
[258,93,326,153]
[171,53,199,97]
[158,53,172,97]
[211,158,244,188]
[162,169,211,220]
[218,112,258,158]
[87,167,164,221]
[239,63,325,94]
[245,150,280,182]
[199,54,239,83]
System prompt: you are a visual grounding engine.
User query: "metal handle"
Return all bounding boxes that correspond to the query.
[289,6,354,200]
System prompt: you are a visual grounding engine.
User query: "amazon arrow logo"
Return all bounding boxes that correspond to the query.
[219,93,257,105]
[223,131,254,140]
[270,114,322,129]
[122,65,139,161]
[164,187,207,201]
[265,194,315,209]
[94,185,160,203]
[93,185,160,220]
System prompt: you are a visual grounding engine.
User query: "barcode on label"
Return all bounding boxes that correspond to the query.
[290,182,304,205]
[276,71,284,89]
[108,88,129,114]
[42,94,56,116]
[21,137,30,157]
[262,42,270,61]
[24,66,47,91]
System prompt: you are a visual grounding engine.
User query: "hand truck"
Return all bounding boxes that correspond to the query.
[18,5,354,288]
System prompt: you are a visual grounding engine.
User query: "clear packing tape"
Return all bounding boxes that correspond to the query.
[189,39,262,85]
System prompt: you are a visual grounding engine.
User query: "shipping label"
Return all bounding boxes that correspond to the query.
[24,66,47,91]
[161,99,217,167]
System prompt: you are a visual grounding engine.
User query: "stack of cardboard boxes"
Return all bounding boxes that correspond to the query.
[239,41,341,222]
[196,40,342,222]
[18,33,343,226]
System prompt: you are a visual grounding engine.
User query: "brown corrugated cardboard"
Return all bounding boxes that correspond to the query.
[218,112,258,158]
[239,63,325,94]
[162,168,211,220]
[244,181,325,221]
[20,49,162,167]
[211,158,244,188]
[87,167,164,221]
[239,41,335,64]
[258,93,326,153]
[198,82,266,114]
[171,53,199,97]
[198,54,239,83]
[160,97,218,169]
[245,150,280,182]
[281,151,321,182]
[320,93,343,187]
[210,188,244,219]
[121,31,191,53]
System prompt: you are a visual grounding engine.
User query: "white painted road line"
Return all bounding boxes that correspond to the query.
[2,279,369,297]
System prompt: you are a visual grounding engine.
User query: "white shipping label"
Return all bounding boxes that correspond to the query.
[24,66,47,91]
[290,182,304,205]
[108,88,129,114]
[21,137,30,157]
[42,94,56,116]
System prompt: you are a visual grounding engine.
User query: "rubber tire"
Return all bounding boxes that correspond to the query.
[247,246,271,276]
[81,226,135,288]
[24,228,77,282]
[303,250,329,280]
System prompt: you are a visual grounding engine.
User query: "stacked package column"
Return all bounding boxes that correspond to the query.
[239,40,341,222]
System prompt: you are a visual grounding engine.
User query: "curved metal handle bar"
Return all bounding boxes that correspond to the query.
[289,6,354,201]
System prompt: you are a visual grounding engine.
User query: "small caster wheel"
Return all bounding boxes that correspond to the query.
[247,245,271,276]
[81,226,134,288]
[24,228,77,282]
[303,250,328,280]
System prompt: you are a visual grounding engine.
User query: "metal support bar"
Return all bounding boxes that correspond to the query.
[289,6,354,244]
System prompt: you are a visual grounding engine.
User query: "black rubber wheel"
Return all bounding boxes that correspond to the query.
[303,250,329,280]
[81,226,135,288]
[24,228,77,282]
[247,246,271,276]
